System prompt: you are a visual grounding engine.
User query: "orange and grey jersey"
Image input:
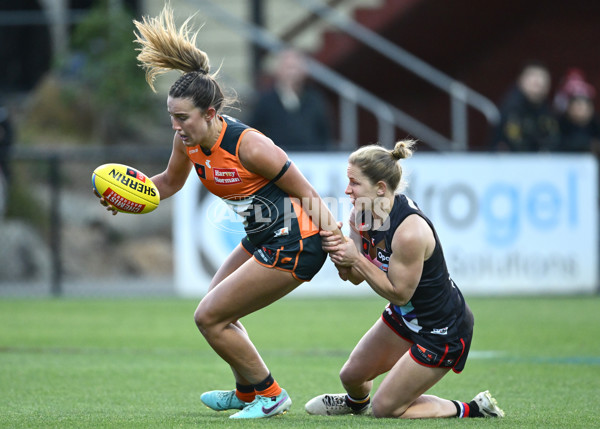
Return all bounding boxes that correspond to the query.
[186,115,319,246]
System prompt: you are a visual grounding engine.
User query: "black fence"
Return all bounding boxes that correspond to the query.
[1,145,175,297]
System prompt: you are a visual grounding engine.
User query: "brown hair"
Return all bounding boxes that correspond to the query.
[133,5,233,112]
[348,140,415,192]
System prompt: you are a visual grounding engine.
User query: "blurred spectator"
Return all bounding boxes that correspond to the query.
[556,91,600,155]
[553,68,596,115]
[0,103,13,183]
[490,61,559,152]
[248,49,333,152]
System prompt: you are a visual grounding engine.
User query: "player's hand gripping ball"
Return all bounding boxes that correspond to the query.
[92,163,160,214]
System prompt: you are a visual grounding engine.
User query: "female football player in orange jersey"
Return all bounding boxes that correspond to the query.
[96,5,342,420]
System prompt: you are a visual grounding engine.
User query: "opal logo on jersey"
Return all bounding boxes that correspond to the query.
[376,247,391,268]
[376,248,390,263]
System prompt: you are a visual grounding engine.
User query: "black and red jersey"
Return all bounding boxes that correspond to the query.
[357,194,472,341]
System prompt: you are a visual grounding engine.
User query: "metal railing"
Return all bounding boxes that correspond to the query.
[196,0,457,151]
[295,0,501,151]
[6,145,172,296]
[0,9,88,26]
[196,0,499,151]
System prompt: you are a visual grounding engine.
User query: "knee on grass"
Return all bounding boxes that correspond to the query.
[371,394,408,418]
[339,364,369,391]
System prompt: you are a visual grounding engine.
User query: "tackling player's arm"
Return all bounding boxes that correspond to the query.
[150,133,193,200]
[239,131,343,237]
[341,219,368,284]
[330,214,434,305]
[335,225,366,285]
[321,213,366,285]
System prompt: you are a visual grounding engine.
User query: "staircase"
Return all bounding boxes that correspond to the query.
[313,0,422,65]
[143,0,498,150]
[266,0,384,54]
[145,0,383,94]
[306,0,600,150]
[309,0,504,149]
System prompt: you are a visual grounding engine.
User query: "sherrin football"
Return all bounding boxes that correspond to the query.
[92,163,160,214]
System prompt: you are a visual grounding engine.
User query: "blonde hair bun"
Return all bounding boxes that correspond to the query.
[391,140,416,160]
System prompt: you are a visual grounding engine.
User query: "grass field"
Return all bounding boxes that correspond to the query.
[1,295,599,428]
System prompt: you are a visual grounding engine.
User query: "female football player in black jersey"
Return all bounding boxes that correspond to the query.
[308,140,504,419]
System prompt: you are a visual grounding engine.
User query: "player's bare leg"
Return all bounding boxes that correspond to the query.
[341,319,410,397]
[196,258,299,417]
[204,244,253,386]
[371,352,454,418]
[306,318,409,415]
[195,257,302,383]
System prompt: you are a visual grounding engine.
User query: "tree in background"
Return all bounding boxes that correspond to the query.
[69,0,154,143]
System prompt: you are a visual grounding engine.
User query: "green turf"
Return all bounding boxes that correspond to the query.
[1,295,599,428]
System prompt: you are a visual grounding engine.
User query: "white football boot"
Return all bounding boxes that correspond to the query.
[305,393,369,416]
[472,390,505,418]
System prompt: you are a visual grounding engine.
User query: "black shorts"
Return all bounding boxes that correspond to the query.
[241,233,327,281]
[381,304,472,373]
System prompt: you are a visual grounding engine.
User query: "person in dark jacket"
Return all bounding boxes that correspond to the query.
[249,49,333,152]
[555,79,600,154]
[490,61,559,152]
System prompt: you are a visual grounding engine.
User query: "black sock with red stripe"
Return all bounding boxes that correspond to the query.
[452,400,484,418]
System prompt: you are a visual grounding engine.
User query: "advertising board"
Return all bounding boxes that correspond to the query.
[174,153,598,296]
